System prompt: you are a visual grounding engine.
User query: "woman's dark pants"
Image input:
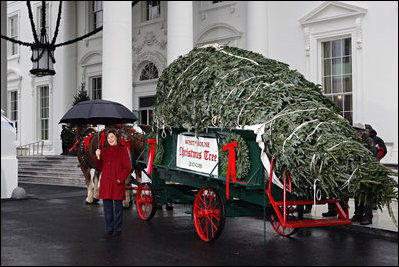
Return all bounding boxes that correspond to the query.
[103,199,123,232]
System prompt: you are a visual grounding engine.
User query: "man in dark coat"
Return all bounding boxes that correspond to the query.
[60,125,75,155]
[365,124,387,161]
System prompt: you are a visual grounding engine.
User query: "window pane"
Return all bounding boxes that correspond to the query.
[11,91,18,121]
[323,41,331,58]
[140,62,159,80]
[39,86,49,140]
[332,77,342,93]
[9,16,18,55]
[332,58,342,75]
[139,96,156,108]
[343,38,351,56]
[140,110,148,124]
[343,75,352,92]
[333,95,343,111]
[323,77,331,94]
[41,119,49,140]
[146,1,160,20]
[332,40,342,57]
[149,110,153,125]
[344,95,352,112]
[323,59,331,76]
[343,56,351,74]
[91,77,102,99]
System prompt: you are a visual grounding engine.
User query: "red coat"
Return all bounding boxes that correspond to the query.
[96,144,132,200]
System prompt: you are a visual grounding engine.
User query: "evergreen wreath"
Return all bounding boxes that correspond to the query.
[219,133,251,180]
[146,132,164,165]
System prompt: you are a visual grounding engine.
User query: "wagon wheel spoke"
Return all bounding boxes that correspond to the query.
[136,183,157,220]
[269,212,298,237]
[193,187,226,242]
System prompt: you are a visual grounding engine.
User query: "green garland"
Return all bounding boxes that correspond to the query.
[219,133,251,180]
[146,132,164,165]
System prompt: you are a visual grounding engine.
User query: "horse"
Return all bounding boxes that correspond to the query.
[72,123,147,208]
[73,124,101,205]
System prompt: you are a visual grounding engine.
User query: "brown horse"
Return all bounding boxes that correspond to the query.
[74,125,101,205]
[73,124,147,208]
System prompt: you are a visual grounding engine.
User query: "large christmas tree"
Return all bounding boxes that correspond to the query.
[153,44,397,225]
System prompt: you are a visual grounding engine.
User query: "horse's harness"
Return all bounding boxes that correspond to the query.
[76,126,100,171]
[74,125,145,171]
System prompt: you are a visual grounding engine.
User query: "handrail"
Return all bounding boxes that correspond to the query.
[16,141,45,156]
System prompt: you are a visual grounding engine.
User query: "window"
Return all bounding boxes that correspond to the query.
[8,15,18,56]
[91,76,102,100]
[39,86,49,140]
[139,62,159,81]
[143,1,160,22]
[10,91,18,132]
[92,1,103,30]
[139,96,156,125]
[37,3,50,37]
[322,38,352,124]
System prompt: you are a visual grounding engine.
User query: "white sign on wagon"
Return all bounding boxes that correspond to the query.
[176,134,218,176]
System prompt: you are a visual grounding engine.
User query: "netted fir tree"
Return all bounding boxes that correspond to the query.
[152,44,398,226]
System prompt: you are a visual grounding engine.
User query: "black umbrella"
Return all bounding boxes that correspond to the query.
[59,99,138,125]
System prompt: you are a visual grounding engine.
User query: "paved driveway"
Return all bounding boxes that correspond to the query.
[1,183,397,266]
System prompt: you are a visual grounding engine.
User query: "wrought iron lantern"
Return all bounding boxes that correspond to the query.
[1,1,103,77]
[30,29,56,76]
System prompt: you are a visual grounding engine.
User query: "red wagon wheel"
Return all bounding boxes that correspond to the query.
[269,207,298,237]
[136,183,157,220]
[193,187,226,242]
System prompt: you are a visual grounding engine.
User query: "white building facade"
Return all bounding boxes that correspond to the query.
[2,1,398,165]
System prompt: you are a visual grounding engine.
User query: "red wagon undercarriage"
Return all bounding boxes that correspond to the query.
[266,157,352,236]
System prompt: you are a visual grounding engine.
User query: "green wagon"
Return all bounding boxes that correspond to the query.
[134,127,352,242]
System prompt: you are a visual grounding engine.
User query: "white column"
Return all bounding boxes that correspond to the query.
[53,1,77,155]
[1,1,7,113]
[167,1,193,65]
[102,1,132,109]
[59,1,77,112]
[246,1,269,57]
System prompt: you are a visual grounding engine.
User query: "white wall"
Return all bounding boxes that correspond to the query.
[361,2,398,163]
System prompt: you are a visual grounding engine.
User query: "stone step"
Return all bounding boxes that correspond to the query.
[19,166,82,172]
[17,156,79,162]
[18,176,86,188]
[18,158,79,163]
[18,163,82,170]
[18,170,84,178]
[17,155,88,187]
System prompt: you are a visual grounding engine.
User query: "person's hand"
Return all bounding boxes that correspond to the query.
[95,149,101,159]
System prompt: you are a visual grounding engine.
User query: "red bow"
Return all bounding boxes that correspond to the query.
[146,139,156,175]
[222,141,246,199]
[84,134,93,152]
[120,138,131,152]
[99,131,106,149]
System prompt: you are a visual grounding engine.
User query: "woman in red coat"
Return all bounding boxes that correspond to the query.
[95,129,131,235]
